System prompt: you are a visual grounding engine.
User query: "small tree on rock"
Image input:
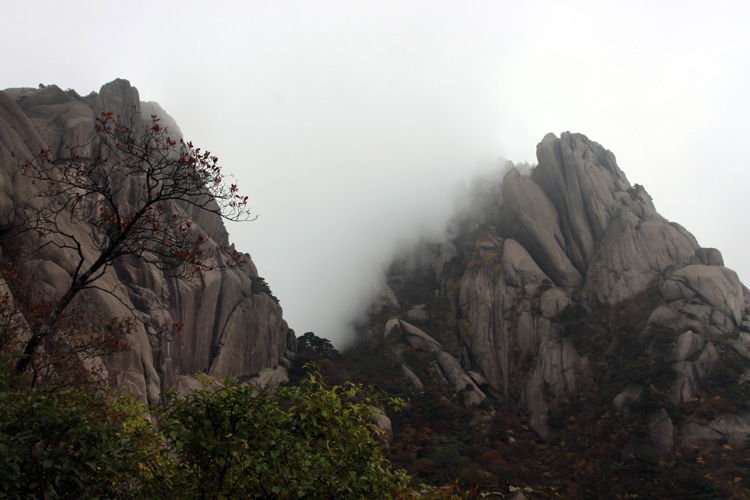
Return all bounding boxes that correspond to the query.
[8,111,255,376]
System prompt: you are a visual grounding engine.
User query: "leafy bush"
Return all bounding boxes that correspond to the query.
[0,351,475,499]
[154,370,409,499]
[0,361,156,499]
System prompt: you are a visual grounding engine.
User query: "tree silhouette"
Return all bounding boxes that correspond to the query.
[297,332,339,359]
[9,112,255,376]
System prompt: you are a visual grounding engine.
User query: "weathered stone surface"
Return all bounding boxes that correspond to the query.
[538,287,571,319]
[673,330,705,363]
[584,213,698,304]
[731,332,750,358]
[383,317,400,338]
[532,132,656,273]
[454,235,585,435]
[520,334,586,439]
[681,423,725,449]
[0,81,292,401]
[533,132,633,271]
[457,263,512,395]
[467,370,488,387]
[372,406,394,446]
[433,242,458,280]
[648,306,682,325]
[17,85,72,111]
[501,239,549,293]
[369,283,400,314]
[400,363,424,391]
[0,91,46,221]
[501,168,582,288]
[682,412,750,450]
[648,409,675,458]
[375,130,749,453]
[396,320,486,406]
[250,365,290,391]
[672,342,720,403]
[141,101,182,137]
[660,264,744,326]
[501,132,698,305]
[405,304,429,325]
[614,384,643,414]
[433,350,486,406]
[400,320,442,352]
[692,247,725,267]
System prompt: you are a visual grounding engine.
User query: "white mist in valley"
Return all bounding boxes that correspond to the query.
[229,124,511,348]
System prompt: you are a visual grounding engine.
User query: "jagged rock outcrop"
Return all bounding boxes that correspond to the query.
[373,131,750,452]
[660,263,745,329]
[501,168,582,289]
[389,320,486,407]
[0,80,294,402]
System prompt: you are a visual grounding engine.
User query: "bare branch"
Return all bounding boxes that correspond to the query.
[8,111,256,376]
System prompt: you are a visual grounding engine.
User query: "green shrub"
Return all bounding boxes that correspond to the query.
[0,363,156,499]
[0,357,468,499]
[153,369,409,499]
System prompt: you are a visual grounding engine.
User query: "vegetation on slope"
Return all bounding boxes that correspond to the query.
[322,225,750,499]
[0,355,476,499]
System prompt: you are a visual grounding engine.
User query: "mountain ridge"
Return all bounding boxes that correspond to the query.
[3,78,750,496]
[352,131,750,495]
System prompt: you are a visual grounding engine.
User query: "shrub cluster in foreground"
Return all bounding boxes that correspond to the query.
[0,362,467,499]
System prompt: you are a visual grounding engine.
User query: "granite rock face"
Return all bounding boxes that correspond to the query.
[374,131,750,450]
[0,81,293,402]
[392,320,487,407]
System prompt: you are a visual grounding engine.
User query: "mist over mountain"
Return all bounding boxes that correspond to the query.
[2,2,750,498]
[337,131,750,497]
[4,1,750,359]
[3,78,750,497]
[221,104,507,349]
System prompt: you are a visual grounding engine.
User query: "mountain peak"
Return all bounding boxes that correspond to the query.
[365,130,749,457]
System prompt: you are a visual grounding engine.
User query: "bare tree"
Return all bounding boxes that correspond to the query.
[9,111,255,375]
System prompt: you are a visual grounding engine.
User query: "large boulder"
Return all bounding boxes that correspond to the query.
[660,264,745,326]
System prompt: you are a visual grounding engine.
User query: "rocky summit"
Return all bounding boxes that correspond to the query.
[354,131,750,496]
[0,80,295,403]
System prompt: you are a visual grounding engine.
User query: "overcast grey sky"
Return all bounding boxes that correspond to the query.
[3,1,749,346]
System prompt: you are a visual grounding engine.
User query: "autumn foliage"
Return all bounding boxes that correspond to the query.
[5,111,254,377]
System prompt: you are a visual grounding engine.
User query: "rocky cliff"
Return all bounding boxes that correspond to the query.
[369,131,750,457]
[0,80,295,402]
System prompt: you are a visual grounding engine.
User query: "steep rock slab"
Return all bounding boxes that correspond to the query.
[500,168,582,288]
[682,412,750,450]
[583,211,698,304]
[521,132,698,304]
[660,264,745,327]
[533,132,631,272]
[0,81,292,400]
[501,238,550,293]
[0,91,46,220]
[457,237,583,435]
[398,320,486,406]
[458,260,510,395]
